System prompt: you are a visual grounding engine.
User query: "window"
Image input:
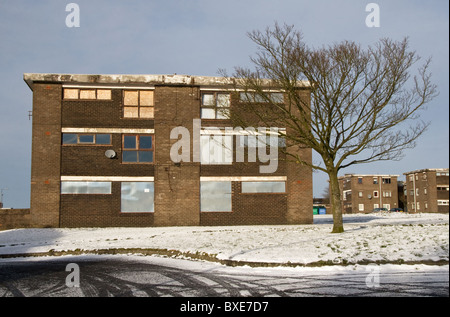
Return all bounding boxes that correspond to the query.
[437,186,449,191]
[239,92,284,103]
[382,191,392,197]
[62,133,111,145]
[359,204,364,212]
[358,177,363,184]
[343,190,351,201]
[373,177,378,184]
[122,135,154,163]
[241,181,286,193]
[61,181,111,194]
[121,182,154,213]
[200,134,233,165]
[238,134,286,148]
[373,191,379,198]
[382,178,391,184]
[438,200,449,206]
[383,204,390,210]
[63,88,111,100]
[201,93,230,119]
[123,90,154,118]
[358,191,363,198]
[200,181,232,212]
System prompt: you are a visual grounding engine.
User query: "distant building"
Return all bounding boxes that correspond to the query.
[338,174,399,213]
[403,168,449,213]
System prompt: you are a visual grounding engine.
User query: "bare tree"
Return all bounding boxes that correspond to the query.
[227,23,437,233]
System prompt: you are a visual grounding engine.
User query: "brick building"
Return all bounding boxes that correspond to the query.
[403,168,449,213]
[23,73,313,228]
[338,174,399,213]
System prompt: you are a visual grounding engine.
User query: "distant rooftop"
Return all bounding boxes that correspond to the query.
[339,174,400,179]
[403,168,449,175]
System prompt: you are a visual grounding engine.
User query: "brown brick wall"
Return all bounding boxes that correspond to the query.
[0,209,31,230]
[30,83,62,228]
[201,182,288,226]
[60,183,153,227]
[29,82,313,227]
[153,86,200,226]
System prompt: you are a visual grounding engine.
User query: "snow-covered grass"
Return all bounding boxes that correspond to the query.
[0,213,448,266]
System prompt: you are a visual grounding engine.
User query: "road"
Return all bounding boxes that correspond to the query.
[0,255,448,299]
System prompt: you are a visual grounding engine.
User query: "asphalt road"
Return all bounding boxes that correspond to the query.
[0,255,448,299]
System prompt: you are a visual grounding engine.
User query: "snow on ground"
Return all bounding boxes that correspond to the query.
[0,213,448,265]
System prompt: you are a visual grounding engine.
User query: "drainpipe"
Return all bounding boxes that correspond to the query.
[412,174,417,213]
[379,176,382,208]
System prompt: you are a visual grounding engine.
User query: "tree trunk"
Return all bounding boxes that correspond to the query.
[329,170,344,233]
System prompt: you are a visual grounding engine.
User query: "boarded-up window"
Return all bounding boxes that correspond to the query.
[80,89,96,99]
[97,89,112,100]
[123,90,154,118]
[140,91,154,106]
[64,89,79,99]
[63,88,111,100]
[124,91,139,105]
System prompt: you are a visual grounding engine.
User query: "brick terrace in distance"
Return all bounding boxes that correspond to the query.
[24,73,313,228]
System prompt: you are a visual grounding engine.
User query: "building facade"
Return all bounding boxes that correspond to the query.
[403,168,449,213]
[338,174,399,213]
[24,73,313,228]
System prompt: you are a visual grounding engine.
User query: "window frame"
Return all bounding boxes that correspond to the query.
[240,181,286,194]
[122,90,155,119]
[63,88,112,100]
[62,133,112,146]
[200,134,233,165]
[200,181,232,212]
[239,92,284,104]
[61,181,112,195]
[122,134,155,164]
[200,92,231,120]
[120,182,155,213]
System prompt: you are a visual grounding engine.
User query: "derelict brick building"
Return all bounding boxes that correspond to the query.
[403,168,449,213]
[24,73,313,228]
[338,174,399,213]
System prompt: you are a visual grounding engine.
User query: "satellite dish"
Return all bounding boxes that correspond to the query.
[105,149,117,159]
[368,194,372,199]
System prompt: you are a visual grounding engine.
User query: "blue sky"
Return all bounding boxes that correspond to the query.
[0,0,448,207]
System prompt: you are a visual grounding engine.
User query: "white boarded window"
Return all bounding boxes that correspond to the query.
[121,182,154,213]
[200,134,233,165]
[241,181,285,193]
[200,181,232,212]
[61,182,111,194]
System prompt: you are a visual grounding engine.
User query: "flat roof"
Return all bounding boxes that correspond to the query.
[23,73,311,91]
[338,174,400,179]
[403,168,449,175]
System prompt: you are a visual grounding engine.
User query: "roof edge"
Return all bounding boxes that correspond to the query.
[23,73,311,91]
